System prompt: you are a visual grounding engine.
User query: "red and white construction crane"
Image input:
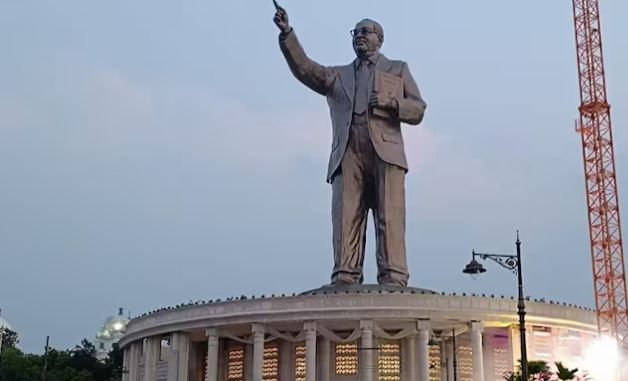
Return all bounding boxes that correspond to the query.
[572,0,628,356]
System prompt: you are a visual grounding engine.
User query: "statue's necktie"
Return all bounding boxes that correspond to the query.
[354,59,370,115]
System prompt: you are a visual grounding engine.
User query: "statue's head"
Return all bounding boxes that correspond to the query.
[352,19,384,58]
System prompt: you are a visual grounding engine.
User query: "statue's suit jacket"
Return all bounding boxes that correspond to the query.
[279,30,427,182]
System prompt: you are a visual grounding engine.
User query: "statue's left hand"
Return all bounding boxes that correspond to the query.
[370,92,398,112]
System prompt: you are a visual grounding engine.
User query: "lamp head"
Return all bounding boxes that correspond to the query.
[463,259,486,279]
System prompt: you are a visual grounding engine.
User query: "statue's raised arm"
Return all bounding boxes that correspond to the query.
[274,5,334,96]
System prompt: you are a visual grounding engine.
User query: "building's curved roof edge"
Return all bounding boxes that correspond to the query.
[127,284,594,324]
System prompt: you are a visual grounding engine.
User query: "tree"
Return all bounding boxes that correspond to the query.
[0,347,44,381]
[0,328,19,350]
[71,339,123,381]
[555,361,578,380]
[0,338,124,381]
[0,328,22,381]
[70,339,99,373]
[43,348,95,381]
[503,360,553,381]
[101,343,124,381]
[528,360,553,380]
[503,360,592,381]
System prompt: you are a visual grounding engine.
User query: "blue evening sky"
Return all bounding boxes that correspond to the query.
[1,1,627,353]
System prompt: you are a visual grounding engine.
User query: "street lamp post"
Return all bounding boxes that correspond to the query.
[462,233,528,381]
[0,328,3,374]
[452,328,458,381]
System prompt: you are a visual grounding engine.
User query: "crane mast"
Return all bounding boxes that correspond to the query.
[572,0,628,350]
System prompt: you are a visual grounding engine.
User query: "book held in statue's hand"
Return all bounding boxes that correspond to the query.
[373,71,403,119]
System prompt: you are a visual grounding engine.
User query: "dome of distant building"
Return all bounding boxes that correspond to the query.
[95,308,129,359]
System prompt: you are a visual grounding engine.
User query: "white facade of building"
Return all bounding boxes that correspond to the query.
[119,286,598,381]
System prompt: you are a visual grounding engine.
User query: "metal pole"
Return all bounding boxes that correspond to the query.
[43,336,49,381]
[0,308,3,372]
[0,328,4,374]
[516,234,528,381]
[452,329,458,381]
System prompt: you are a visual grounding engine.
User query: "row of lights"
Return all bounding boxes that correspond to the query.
[335,343,358,375]
[428,345,441,381]
[263,346,279,381]
[227,348,244,381]
[223,338,541,381]
[457,346,473,381]
[378,342,400,381]
[294,345,306,381]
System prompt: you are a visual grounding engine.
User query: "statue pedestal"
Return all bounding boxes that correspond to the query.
[119,285,596,381]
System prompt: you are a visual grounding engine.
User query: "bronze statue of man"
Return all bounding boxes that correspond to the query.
[274,5,426,286]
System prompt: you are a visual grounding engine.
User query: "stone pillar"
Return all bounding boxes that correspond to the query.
[439,341,447,381]
[168,332,191,381]
[360,321,374,381]
[279,340,293,381]
[187,341,199,381]
[319,337,331,381]
[403,335,417,381]
[144,337,160,381]
[167,332,190,381]
[470,322,484,381]
[252,324,265,381]
[416,321,430,381]
[128,341,142,381]
[304,322,317,381]
[206,328,220,381]
[372,337,379,381]
[446,340,454,381]
[123,347,131,381]
[245,344,253,381]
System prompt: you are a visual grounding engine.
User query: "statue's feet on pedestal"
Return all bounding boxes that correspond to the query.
[300,283,438,296]
[377,278,407,288]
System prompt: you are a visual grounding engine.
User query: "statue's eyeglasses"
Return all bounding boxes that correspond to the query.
[350,28,377,37]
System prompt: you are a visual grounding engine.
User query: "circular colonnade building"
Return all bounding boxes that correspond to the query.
[119,285,596,381]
